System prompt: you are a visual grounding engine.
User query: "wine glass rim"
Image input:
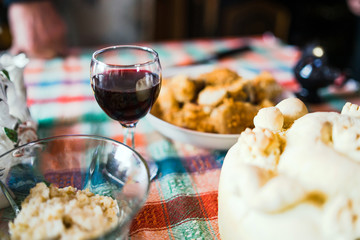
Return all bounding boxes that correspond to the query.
[92,45,160,68]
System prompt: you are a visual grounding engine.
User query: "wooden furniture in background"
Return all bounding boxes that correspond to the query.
[153,0,291,42]
[220,0,291,41]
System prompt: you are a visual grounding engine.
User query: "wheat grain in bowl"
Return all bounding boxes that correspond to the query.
[9,182,120,240]
[150,68,283,134]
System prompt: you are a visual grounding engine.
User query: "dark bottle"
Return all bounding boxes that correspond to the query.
[293,43,344,103]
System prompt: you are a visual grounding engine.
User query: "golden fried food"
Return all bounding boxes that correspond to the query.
[169,75,198,103]
[252,71,283,103]
[151,68,282,134]
[197,86,227,107]
[210,99,259,134]
[199,68,239,86]
[171,103,215,133]
[225,78,254,102]
[155,80,179,113]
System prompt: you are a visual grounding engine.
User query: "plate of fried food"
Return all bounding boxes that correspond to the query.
[148,65,293,150]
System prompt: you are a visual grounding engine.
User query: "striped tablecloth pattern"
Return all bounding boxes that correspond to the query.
[22,36,357,239]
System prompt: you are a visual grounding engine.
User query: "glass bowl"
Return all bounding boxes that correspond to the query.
[0,134,150,240]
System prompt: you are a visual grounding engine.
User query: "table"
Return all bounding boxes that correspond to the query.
[23,36,360,239]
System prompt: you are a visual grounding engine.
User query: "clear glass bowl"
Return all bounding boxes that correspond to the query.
[0,134,150,240]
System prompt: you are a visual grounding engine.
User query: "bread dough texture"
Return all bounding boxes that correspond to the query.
[218,99,360,240]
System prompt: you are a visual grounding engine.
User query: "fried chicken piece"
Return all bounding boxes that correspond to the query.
[210,99,260,134]
[197,86,227,107]
[198,78,256,107]
[168,74,198,103]
[173,103,215,133]
[198,68,240,86]
[226,78,255,102]
[152,68,284,135]
[151,80,179,118]
[252,71,282,103]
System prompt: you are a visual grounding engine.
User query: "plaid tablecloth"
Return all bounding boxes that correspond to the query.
[22,36,359,239]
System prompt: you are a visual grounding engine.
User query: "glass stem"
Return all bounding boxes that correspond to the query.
[122,123,137,148]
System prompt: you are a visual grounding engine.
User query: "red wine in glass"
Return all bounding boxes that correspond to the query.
[90,45,161,180]
[92,69,161,124]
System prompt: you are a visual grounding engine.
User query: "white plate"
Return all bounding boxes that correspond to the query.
[146,113,240,150]
[148,64,294,150]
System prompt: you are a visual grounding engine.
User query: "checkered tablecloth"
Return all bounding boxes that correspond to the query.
[22,36,359,239]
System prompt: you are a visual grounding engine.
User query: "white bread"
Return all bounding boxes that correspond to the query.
[218,100,360,240]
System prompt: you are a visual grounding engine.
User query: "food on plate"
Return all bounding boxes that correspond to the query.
[151,68,282,134]
[218,98,360,240]
[210,99,259,134]
[9,182,119,240]
[199,68,239,86]
[168,74,200,103]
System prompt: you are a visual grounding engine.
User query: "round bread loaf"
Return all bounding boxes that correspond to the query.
[218,99,360,240]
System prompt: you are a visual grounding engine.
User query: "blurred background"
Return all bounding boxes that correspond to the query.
[153,0,357,72]
[0,0,358,72]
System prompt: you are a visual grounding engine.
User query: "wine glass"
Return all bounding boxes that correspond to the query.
[90,45,161,179]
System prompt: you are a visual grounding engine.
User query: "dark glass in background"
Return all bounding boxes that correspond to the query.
[293,43,349,103]
[280,0,357,72]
